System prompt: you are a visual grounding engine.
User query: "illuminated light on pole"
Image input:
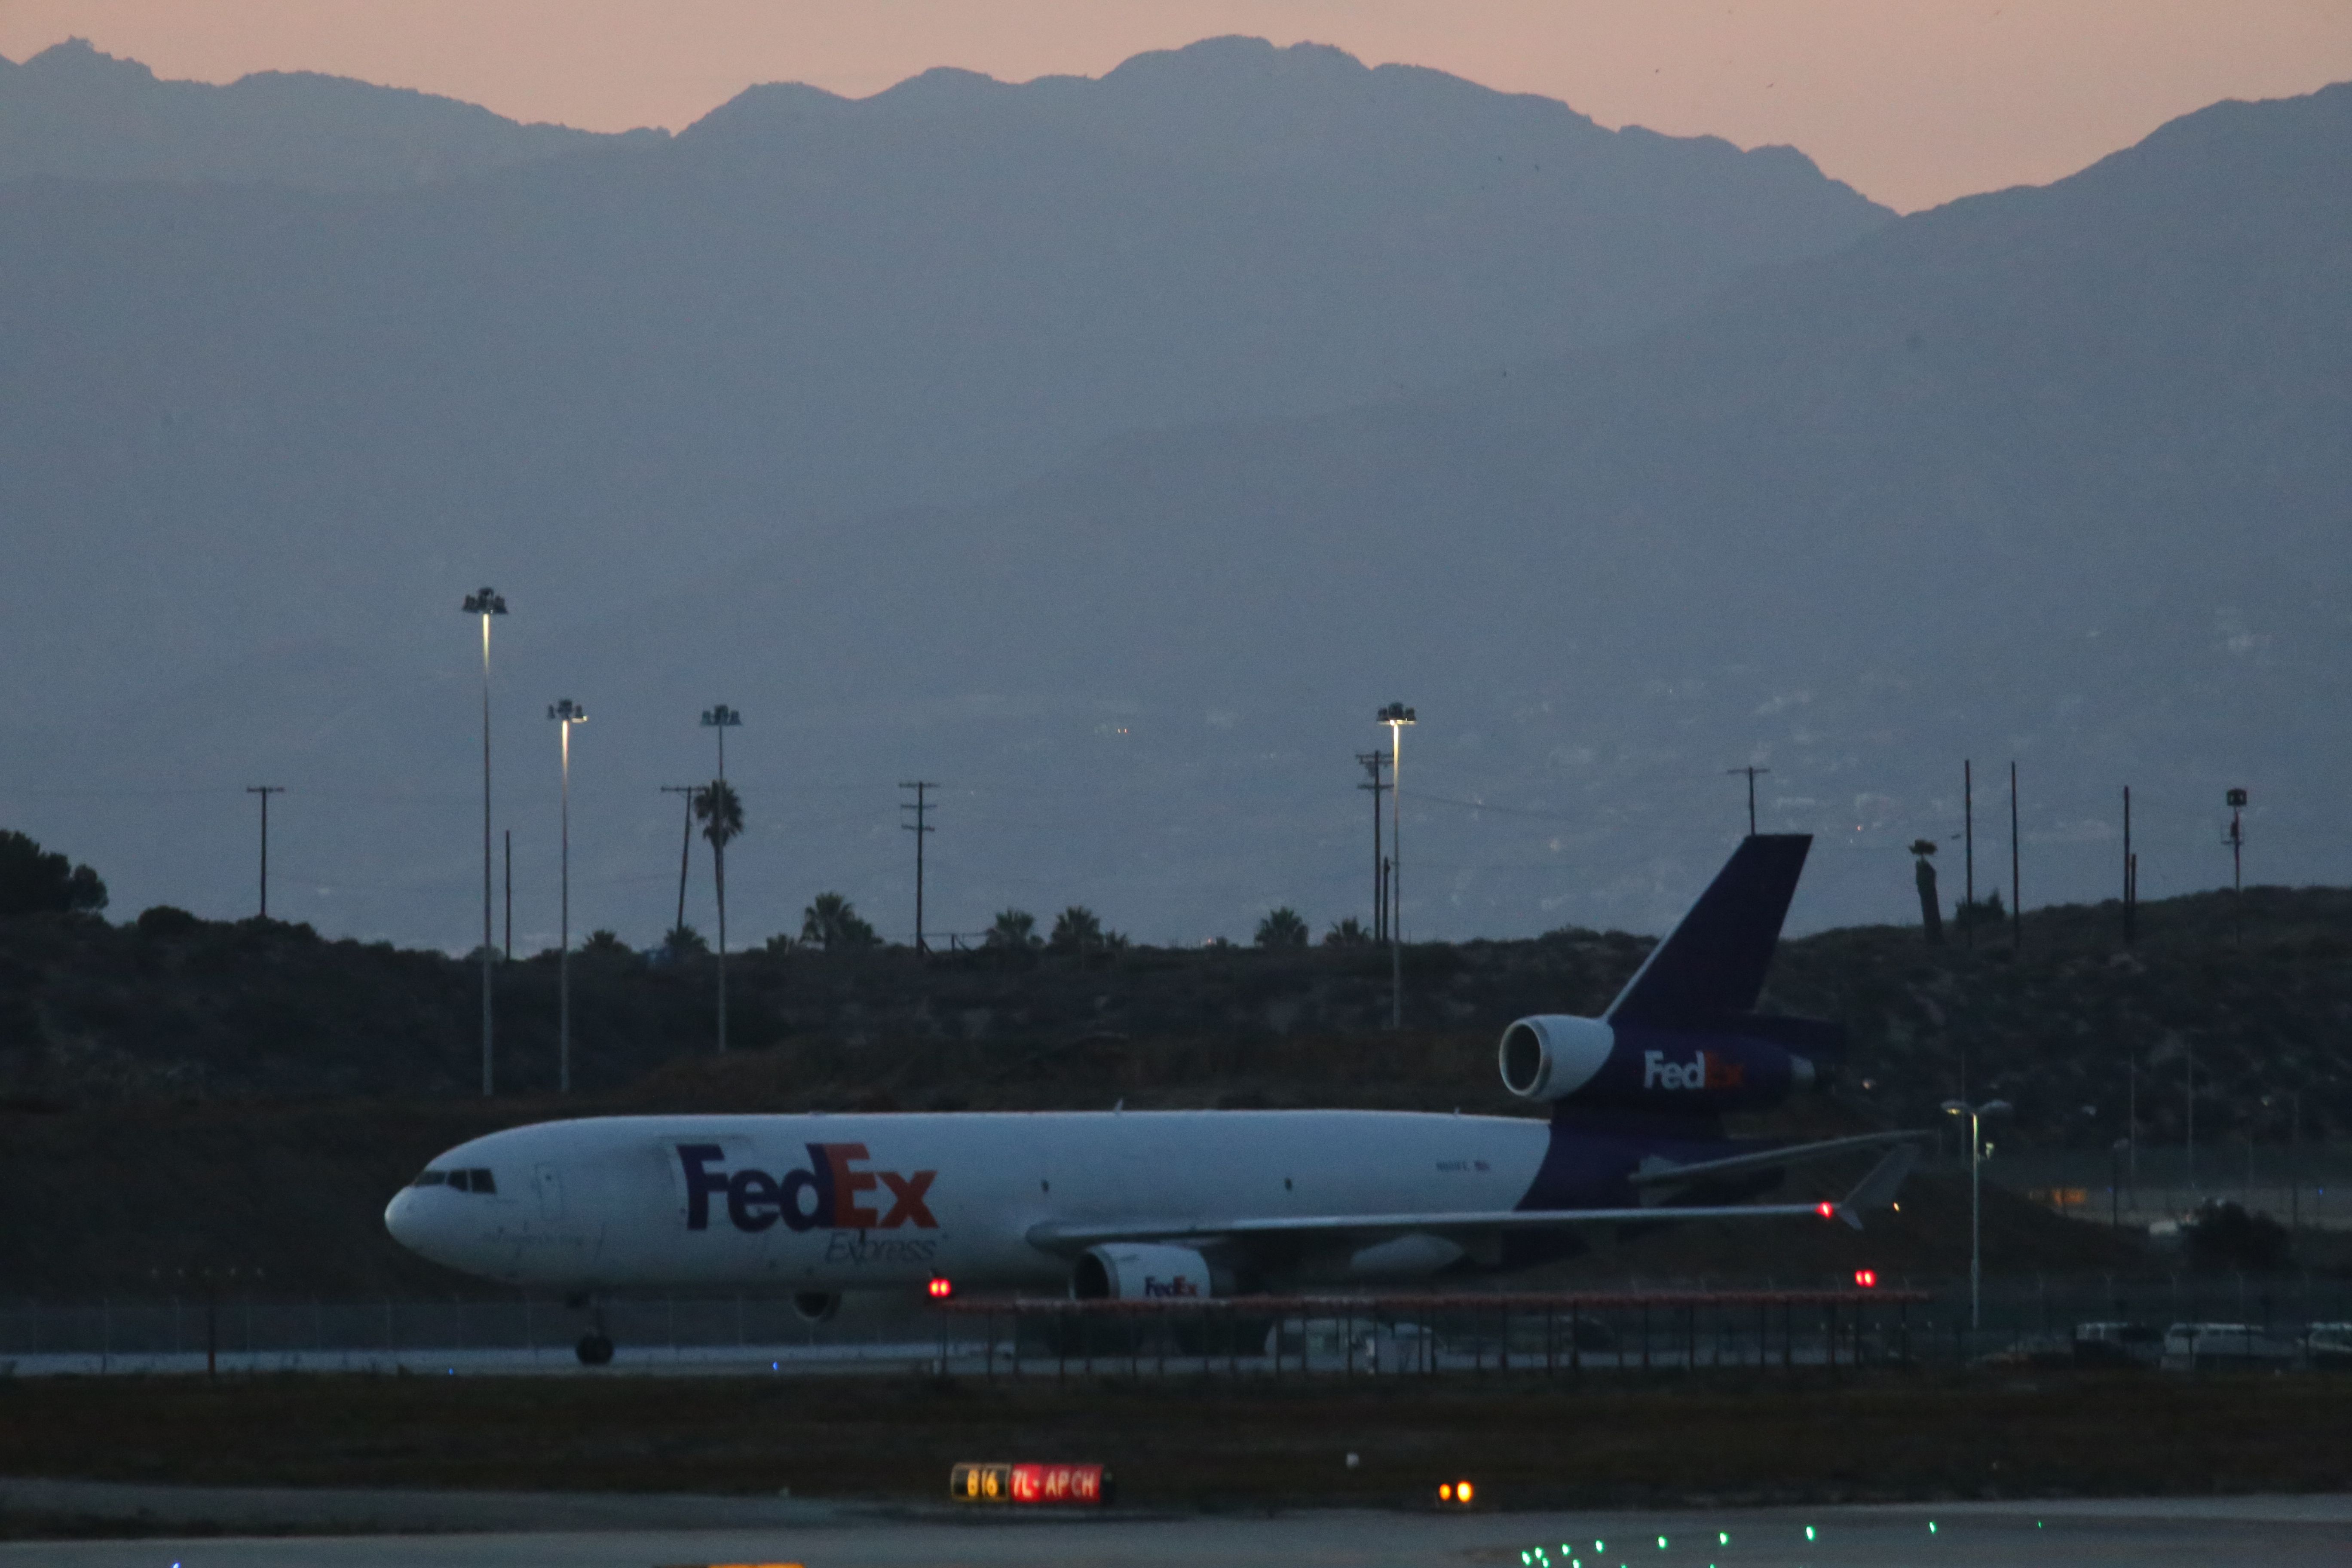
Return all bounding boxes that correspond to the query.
[1377,703,1416,1030]
[461,587,508,1096]
[548,699,587,1094]
[1941,1096,2012,1332]
[928,1276,955,1299]
[1853,1268,1878,1289]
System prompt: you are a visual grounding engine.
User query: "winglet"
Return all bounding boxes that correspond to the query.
[1833,1139,1924,1231]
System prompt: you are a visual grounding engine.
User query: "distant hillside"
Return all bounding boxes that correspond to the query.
[2,882,2344,1150]
[0,39,631,189]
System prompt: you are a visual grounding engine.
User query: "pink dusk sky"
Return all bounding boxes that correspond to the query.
[6,1,2350,211]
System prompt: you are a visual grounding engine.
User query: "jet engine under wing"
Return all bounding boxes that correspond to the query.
[1606,834,1812,1026]
[1027,1141,1917,1253]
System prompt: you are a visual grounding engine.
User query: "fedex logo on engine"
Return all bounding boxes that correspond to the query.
[677,1142,937,1232]
[1642,1050,1746,1092]
[1144,1274,1200,1298]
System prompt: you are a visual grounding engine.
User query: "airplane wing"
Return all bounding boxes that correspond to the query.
[1028,1137,1922,1252]
[1628,1130,1932,1191]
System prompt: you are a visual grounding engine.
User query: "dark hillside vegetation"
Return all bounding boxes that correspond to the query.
[1,881,2344,1145]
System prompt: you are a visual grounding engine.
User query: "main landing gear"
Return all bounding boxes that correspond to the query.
[568,1291,614,1365]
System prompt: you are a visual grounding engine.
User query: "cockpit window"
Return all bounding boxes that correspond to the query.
[468,1168,497,1194]
[411,1169,447,1187]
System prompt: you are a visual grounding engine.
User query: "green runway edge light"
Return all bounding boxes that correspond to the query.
[1805,1525,1817,1541]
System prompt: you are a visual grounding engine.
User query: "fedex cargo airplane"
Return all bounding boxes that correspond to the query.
[387,835,1921,1363]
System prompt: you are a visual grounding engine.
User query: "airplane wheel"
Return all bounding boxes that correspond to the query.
[576,1333,614,1366]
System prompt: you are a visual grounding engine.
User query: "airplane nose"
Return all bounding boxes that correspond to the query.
[385,1188,424,1253]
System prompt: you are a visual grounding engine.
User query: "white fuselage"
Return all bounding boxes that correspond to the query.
[383,1109,1553,1295]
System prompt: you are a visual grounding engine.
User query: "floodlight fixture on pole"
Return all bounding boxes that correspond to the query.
[548,699,587,1094]
[462,586,508,1097]
[701,704,742,779]
[1940,1097,2012,1333]
[1378,703,1416,1030]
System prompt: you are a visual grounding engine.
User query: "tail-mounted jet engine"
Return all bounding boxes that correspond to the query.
[1498,1013,1836,1113]
[1071,1242,1232,1300]
[1500,833,1843,1114]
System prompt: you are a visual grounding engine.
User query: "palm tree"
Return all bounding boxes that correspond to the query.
[1048,905,1103,955]
[694,779,744,1050]
[1255,906,1309,949]
[1323,916,1372,947]
[802,891,879,951]
[1909,839,1944,945]
[984,908,1039,949]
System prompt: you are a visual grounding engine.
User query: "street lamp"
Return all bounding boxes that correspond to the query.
[548,699,587,1094]
[1941,1097,2011,1334]
[1377,703,1415,1030]
[462,586,508,1096]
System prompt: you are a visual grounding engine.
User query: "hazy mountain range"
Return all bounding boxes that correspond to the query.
[0,38,636,189]
[1,39,2344,955]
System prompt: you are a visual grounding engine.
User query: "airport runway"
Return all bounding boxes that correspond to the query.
[6,1492,2348,1567]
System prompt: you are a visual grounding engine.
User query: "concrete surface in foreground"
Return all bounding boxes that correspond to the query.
[3,1484,2349,1568]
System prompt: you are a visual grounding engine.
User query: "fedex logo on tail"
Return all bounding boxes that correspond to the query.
[678,1142,937,1232]
[1642,1050,1746,1092]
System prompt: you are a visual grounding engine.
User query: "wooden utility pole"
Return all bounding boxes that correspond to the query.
[2122,787,2135,946]
[245,786,284,918]
[2009,761,2021,952]
[1725,765,1770,836]
[1963,760,1974,949]
[901,781,938,952]
[660,786,698,934]
[1357,751,1389,940]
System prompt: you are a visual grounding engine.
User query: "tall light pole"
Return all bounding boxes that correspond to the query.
[1941,1097,2011,1333]
[1378,703,1415,1030]
[462,587,508,1096]
[548,699,587,1094]
[702,704,741,779]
